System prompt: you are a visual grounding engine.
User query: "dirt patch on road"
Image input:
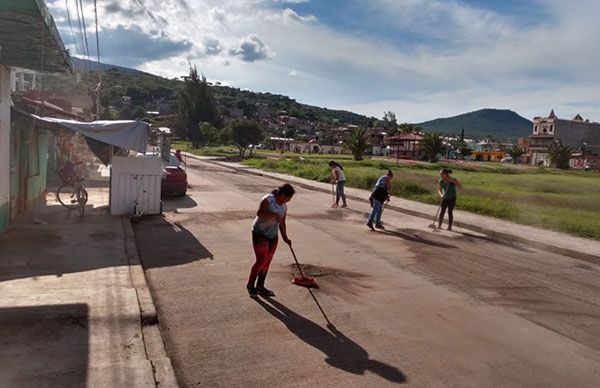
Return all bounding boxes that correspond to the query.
[290,263,367,278]
[288,263,372,298]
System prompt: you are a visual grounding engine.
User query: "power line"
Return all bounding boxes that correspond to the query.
[93,0,100,69]
[77,0,91,60]
[65,0,81,56]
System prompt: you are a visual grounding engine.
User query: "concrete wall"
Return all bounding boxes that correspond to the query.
[0,65,11,231]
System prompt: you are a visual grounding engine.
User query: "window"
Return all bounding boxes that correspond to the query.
[534,125,538,133]
[543,127,547,133]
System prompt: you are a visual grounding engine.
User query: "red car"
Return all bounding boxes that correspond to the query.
[162,153,188,197]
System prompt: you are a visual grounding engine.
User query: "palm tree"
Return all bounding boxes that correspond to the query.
[547,139,572,169]
[506,146,525,164]
[343,127,369,161]
[421,132,445,162]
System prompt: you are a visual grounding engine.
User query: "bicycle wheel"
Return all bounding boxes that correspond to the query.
[57,184,78,209]
[77,187,88,217]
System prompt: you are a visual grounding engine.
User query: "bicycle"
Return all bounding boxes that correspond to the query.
[56,161,88,217]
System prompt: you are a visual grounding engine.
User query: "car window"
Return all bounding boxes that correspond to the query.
[168,155,181,167]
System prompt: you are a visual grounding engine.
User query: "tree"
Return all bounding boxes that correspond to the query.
[229,120,263,157]
[506,146,525,164]
[398,123,420,134]
[177,65,217,149]
[383,111,397,129]
[547,139,572,169]
[421,132,446,162]
[343,127,369,161]
[118,105,133,120]
[132,105,146,120]
[459,145,473,159]
[198,122,220,147]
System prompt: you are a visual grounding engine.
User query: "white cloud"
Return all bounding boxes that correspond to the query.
[46,0,600,123]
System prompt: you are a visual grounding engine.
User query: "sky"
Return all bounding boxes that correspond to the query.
[47,0,600,123]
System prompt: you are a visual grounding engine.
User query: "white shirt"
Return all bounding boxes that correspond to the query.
[333,166,346,182]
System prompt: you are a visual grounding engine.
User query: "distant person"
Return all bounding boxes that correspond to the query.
[247,183,295,297]
[175,149,185,165]
[329,161,347,208]
[438,168,462,231]
[367,170,393,231]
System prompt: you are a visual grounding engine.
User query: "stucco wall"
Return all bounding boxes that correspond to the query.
[0,65,11,231]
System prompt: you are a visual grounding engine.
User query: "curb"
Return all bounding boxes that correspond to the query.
[192,155,600,264]
[121,217,179,388]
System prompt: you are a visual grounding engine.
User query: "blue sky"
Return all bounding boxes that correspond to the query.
[48,0,600,123]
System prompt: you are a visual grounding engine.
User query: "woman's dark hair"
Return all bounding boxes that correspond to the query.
[329,160,344,170]
[440,168,453,175]
[272,183,295,197]
[387,169,393,177]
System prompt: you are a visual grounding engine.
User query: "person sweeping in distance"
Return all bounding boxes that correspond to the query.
[329,161,347,208]
[367,170,393,231]
[247,183,295,297]
[438,168,462,231]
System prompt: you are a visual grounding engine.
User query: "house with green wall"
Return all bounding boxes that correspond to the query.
[0,0,71,232]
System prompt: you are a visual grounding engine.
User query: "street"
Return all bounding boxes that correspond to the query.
[133,157,600,387]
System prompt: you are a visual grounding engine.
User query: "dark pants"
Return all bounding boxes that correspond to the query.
[248,233,278,288]
[439,197,456,228]
[336,181,347,205]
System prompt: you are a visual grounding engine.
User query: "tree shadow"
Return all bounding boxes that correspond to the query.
[161,195,198,212]
[380,228,458,249]
[133,215,214,269]
[0,304,88,387]
[254,297,407,384]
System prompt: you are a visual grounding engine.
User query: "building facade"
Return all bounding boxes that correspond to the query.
[529,110,600,166]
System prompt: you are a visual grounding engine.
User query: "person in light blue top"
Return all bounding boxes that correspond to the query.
[367,170,393,230]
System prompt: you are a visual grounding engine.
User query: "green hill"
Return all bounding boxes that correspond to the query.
[62,58,373,126]
[416,108,532,140]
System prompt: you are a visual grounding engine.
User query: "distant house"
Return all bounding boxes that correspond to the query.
[387,133,424,160]
[0,0,71,232]
[529,110,600,166]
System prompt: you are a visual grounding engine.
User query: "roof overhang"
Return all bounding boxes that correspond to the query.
[0,0,71,73]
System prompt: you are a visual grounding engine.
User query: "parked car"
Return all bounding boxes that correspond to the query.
[138,152,188,197]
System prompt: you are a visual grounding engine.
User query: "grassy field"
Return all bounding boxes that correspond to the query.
[175,143,600,240]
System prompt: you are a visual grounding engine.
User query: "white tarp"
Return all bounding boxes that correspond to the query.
[26,114,149,152]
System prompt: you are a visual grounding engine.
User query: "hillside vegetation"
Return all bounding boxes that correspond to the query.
[416,108,533,139]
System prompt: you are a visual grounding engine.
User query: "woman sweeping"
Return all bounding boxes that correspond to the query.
[367,170,393,231]
[329,161,347,208]
[438,169,462,231]
[247,183,295,297]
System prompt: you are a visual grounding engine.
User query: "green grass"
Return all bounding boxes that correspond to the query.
[240,154,600,240]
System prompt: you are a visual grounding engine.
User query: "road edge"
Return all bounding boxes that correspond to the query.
[190,155,600,264]
[121,217,179,388]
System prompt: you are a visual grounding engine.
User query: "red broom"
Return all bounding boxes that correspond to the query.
[288,243,319,288]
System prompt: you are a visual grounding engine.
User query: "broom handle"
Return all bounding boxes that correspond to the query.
[432,196,444,223]
[331,183,335,204]
[288,243,307,278]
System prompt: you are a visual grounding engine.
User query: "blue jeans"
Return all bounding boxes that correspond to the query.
[336,181,347,205]
[368,198,383,225]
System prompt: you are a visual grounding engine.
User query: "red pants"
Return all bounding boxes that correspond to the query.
[248,233,278,286]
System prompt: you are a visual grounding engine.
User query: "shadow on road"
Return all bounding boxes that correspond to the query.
[0,304,89,387]
[381,228,458,249]
[255,297,407,384]
[133,215,214,268]
[161,195,198,212]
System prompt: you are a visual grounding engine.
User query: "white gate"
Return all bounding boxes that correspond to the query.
[110,156,162,216]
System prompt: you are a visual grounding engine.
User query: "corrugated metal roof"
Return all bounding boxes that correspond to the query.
[0,0,70,72]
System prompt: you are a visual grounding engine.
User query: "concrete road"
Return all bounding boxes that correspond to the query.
[133,158,600,387]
